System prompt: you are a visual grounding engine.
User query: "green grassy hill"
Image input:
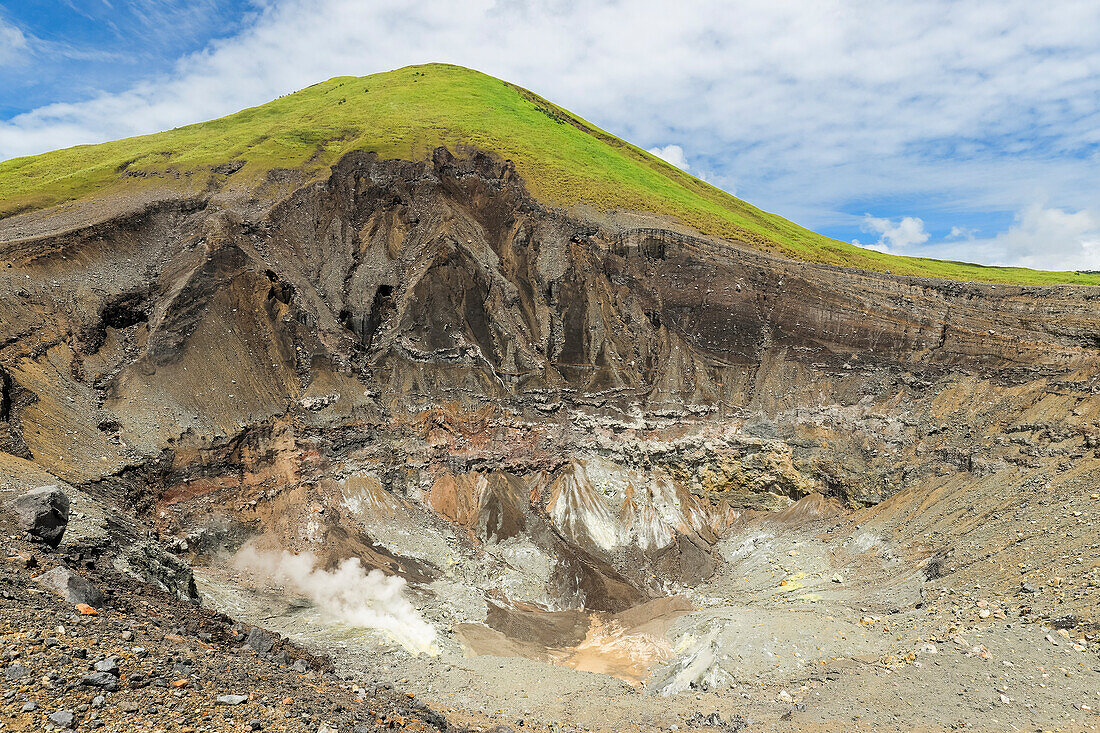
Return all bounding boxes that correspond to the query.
[1,63,1095,286]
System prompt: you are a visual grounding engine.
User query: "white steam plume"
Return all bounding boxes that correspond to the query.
[234,546,437,655]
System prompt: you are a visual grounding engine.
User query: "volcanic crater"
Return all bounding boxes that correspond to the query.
[1,66,1098,733]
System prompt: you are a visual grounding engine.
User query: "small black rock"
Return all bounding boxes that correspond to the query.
[81,672,120,692]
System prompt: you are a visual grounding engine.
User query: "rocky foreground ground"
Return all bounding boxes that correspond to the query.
[0,508,458,733]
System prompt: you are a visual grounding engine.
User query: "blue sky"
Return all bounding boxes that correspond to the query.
[0,1,254,117]
[1,0,1098,271]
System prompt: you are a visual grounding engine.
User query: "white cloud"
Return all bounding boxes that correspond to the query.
[0,19,28,66]
[648,144,691,172]
[981,203,1100,270]
[647,144,725,187]
[853,204,1100,270]
[855,215,930,254]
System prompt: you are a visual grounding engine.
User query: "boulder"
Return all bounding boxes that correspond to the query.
[245,627,275,654]
[33,565,106,607]
[93,657,120,676]
[4,663,29,680]
[11,485,69,547]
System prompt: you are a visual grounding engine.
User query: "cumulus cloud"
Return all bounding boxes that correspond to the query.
[852,205,1100,270]
[646,144,723,185]
[234,546,437,655]
[648,144,691,172]
[982,204,1100,270]
[854,215,930,254]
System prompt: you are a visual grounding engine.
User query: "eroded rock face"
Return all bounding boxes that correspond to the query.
[0,366,35,458]
[1,148,1098,619]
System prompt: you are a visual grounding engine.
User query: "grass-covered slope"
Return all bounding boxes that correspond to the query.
[1,63,1096,286]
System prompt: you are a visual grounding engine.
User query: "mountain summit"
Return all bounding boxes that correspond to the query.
[2,63,1095,285]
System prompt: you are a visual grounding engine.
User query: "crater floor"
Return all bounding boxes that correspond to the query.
[194,491,1100,733]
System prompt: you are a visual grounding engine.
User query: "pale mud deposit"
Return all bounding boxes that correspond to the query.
[454,595,690,685]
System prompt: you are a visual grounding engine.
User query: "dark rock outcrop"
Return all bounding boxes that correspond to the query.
[115,541,199,601]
